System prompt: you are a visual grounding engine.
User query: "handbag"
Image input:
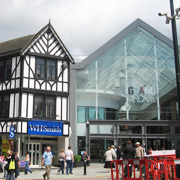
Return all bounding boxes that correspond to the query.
[9,159,15,170]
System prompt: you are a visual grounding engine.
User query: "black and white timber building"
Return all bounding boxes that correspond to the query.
[0,22,74,166]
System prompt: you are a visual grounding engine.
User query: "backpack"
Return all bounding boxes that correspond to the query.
[9,159,15,170]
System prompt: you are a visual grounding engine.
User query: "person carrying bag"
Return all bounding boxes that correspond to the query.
[6,150,15,180]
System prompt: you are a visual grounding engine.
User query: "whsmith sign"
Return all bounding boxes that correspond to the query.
[28,120,63,136]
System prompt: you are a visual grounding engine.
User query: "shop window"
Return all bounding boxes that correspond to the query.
[34,95,55,118]
[0,95,9,117]
[36,58,56,80]
[146,126,170,134]
[119,126,142,134]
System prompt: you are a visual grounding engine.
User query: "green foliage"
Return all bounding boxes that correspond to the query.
[74,155,81,162]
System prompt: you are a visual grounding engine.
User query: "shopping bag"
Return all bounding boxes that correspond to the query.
[9,159,15,170]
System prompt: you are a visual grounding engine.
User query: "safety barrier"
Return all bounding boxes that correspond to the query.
[111,159,147,180]
[110,158,180,180]
[157,159,180,180]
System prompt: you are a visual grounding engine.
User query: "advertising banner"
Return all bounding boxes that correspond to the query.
[2,140,11,153]
[28,120,63,136]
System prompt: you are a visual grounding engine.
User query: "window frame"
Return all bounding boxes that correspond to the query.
[0,95,10,117]
[35,58,56,81]
[34,95,56,119]
[0,59,12,81]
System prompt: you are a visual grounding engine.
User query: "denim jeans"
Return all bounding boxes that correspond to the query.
[66,160,73,174]
[6,170,15,180]
[58,161,64,174]
[0,162,4,172]
[25,161,32,174]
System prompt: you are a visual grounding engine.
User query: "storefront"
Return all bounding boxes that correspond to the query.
[0,21,74,166]
[70,18,180,160]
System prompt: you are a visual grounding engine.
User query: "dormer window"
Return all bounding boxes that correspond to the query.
[36,58,56,81]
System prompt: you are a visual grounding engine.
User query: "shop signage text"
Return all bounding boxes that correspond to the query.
[128,86,156,104]
[28,120,63,136]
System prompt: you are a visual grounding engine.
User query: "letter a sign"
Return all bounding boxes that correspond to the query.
[9,126,15,138]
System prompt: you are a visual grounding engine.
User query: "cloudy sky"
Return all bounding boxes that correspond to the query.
[0,0,180,60]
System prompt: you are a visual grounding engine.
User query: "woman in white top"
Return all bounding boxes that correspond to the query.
[104,147,113,172]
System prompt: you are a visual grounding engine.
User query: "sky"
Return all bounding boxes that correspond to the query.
[0,0,180,61]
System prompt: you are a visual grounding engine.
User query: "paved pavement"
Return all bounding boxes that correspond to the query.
[0,163,112,180]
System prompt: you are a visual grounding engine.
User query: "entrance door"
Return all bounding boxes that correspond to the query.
[28,143,41,167]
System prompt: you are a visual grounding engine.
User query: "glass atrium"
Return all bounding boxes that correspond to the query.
[77,26,178,121]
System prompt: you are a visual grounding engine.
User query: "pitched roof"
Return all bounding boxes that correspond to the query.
[0,23,74,63]
[72,18,180,69]
[0,35,34,57]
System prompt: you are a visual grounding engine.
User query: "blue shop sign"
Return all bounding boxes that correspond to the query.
[28,120,63,136]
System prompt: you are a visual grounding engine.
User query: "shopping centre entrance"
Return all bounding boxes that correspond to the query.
[85,120,180,161]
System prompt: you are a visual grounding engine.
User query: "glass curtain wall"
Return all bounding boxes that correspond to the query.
[77,26,178,121]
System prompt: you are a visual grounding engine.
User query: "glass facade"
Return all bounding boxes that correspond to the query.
[77,106,118,123]
[77,27,179,121]
[74,23,180,160]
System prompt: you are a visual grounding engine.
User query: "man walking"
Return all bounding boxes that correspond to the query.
[42,146,53,180]
[65,146,74,175]
[123,141,135,178]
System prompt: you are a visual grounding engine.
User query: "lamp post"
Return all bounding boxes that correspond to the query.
[159,1,180,127]
[159,0,180,177]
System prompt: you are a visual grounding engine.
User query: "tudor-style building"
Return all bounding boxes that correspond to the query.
[0,22,74,166]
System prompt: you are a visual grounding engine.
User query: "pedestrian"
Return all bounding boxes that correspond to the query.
[6,150,15,180]
[3,160,7,179]
[65,146,74,175]
[23,151,32,174]
[116,146,123,160]
[57,149,65,175]
[81,151,90,166]
[104,147,114,173]
[42,146,53,180]
[148,147,153,155]
[110,145,116,160]
[0,153,4,174]
[14,152,20,180]
[135,142,144,159]
[123,141,135,178]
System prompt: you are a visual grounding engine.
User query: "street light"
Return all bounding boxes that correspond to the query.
[158,0,180,123]
[159,0,180,177]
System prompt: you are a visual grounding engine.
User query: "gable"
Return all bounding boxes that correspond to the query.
[22,23,74,63]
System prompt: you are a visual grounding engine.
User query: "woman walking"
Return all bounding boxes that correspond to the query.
[104,147,113,173]
[57,149,65,174]
[0,153,4,174]
[23,151,32,174]
[6,150,15,180]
